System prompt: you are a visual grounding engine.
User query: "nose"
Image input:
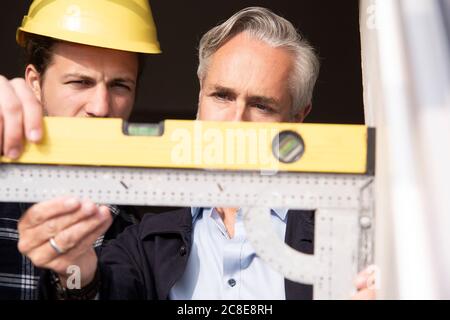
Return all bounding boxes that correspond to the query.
[231,101,250,122]
[85,84,111,118]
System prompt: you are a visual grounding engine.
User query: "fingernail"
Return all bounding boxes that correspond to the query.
[7,148,20,160]
[28,129,42,142]
[98,206,110,219]
[64,197,79,209]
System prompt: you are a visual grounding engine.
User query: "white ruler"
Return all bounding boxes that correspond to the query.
[0,164,374,299]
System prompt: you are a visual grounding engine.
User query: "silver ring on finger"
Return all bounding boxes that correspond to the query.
[49,237,65,255]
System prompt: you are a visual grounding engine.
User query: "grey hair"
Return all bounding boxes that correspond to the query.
[197,7,320,116]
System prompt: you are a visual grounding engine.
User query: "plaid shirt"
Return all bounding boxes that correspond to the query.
[0,202,138,300]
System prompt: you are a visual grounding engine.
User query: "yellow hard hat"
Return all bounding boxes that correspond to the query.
[16,0,161,54]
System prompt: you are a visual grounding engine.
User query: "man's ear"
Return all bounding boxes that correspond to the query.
[25,64,43,103]
[293,104,312,123]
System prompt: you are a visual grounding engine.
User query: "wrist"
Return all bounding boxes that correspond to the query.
[52,266,100,300]
[58,249,98,288]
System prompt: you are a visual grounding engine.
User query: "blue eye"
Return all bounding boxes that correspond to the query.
[254,104,275,113]
[111,82,131,91]
[213,92,231,100]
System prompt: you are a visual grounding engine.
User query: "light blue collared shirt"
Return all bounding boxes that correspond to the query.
[169,207,288,300]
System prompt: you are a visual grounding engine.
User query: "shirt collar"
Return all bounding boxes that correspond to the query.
[271,208,289,221]
[191,207,288,222]
[191,207,208,223]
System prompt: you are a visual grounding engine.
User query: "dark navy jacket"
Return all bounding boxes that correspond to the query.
[41,208,315,300]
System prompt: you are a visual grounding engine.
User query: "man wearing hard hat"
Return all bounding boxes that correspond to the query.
[0,0,160,299]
